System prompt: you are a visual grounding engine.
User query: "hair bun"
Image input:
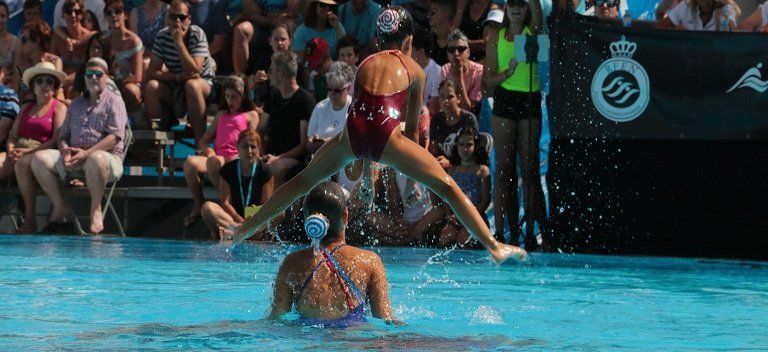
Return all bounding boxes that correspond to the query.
[304,214,329,240]
[377,8,402,34]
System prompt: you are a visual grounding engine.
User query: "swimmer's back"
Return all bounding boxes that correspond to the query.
[356,50,426,97]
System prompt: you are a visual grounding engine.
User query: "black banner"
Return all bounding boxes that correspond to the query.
[550,16,768,140]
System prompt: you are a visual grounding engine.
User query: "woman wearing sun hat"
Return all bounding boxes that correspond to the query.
[0,62,68,233]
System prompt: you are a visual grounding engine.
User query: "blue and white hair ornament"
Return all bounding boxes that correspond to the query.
[304,213,329,252]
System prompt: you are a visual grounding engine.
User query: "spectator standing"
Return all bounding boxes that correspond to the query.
[483,0,546,245]
[184,76,259,227]
[31,58,127,234]
[435,29,483,114]
[104,0,144,114]
[306,61,354,155]
[454,0,498,62]
[129,0,168,59]
[259,51,314,186]
[201,130,273,240]
[737,1,768,32]
[304,37,332,102]
[144,0,216,144]
[438,127,490,247]
[338,0,381,51]
[0,62,66,233]
[429,79,479,170]
[0,2,18,70]
[292,0,345,58]
[659,0,737,31]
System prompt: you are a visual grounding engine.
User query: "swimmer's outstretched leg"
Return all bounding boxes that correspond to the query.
[229,132,356,243]
[381,132,527,264]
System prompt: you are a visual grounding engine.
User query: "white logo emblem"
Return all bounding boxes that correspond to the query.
[727,63,768,93]
[591,36,650,123]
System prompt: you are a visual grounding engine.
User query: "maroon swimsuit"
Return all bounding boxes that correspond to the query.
[346,50,411,161]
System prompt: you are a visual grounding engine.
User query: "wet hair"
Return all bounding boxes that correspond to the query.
[303,181,346,242]
[376,6,414,48]
[219,75,256,113]
[337,35,359,56]
[325,61,355,89]
[449,127,490,166]
[23,21,53,51]
[271,51,298,80]
[411,26,431,56]
[304,0,337,29]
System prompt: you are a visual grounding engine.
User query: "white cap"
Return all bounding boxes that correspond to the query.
[483,9,504,26]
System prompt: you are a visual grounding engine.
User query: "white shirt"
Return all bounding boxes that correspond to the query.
[423,59,441,106]
[761,3,768,26]
[395,171,432,224]
[307,96,351,140]
[666,0,736,31]
[54,0,108,30]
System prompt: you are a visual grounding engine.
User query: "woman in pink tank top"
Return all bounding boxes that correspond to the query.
[223,8,527,266]
[0,62,67,233]
[183,76,259,227]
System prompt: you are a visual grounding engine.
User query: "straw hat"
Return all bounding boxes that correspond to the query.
[22,61,66,88]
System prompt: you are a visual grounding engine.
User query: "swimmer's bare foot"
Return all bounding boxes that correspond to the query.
[490,243,528,264]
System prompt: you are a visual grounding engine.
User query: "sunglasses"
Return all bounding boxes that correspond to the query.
[105,9,123,16]
[85,69,105,79]
[34,76,55,86]
[329,86,348,93]
[169,13,189,21]
[446,45,468,54]
[64,7,83,15]
[21,36,30,44]
[595,0,619,7]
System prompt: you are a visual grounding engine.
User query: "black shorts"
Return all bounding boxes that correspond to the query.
[492,87,542,121]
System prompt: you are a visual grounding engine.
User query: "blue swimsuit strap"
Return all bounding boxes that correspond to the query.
[321,249,365,306]
[294,244,347,306]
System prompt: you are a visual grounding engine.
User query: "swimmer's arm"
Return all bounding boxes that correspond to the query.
[268,260,293,320]
[368,254,397,323]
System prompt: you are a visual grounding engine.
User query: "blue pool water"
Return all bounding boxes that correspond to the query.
[1,235,767,351]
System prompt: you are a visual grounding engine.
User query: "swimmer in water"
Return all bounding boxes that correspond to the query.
[268,181,398,327]
[222,7,527,264]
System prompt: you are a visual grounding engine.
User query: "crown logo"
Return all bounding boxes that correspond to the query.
[609,36,637,58]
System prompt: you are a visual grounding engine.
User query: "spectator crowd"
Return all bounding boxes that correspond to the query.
[0,0,765,247]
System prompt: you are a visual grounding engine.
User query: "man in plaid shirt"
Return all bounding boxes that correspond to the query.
[31,58,127,234]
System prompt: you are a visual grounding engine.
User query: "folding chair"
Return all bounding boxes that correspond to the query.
[71,124,133,236]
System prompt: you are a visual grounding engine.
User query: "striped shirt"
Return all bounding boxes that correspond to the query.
[151,25,216,81]
[61,88,127,158]
[0,84,20,120]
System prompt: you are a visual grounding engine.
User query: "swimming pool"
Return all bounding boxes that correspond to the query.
[1,235,766,350]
